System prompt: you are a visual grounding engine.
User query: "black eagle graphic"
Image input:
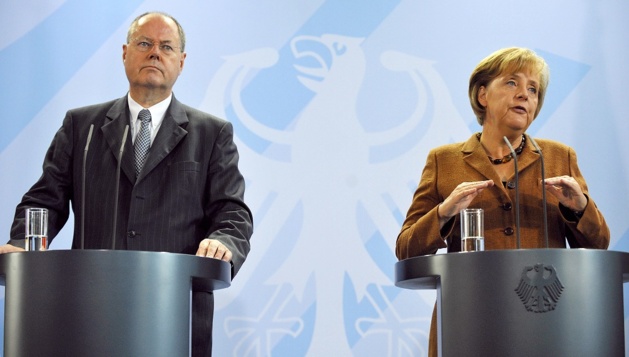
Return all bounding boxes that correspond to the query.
[514,264,564,313]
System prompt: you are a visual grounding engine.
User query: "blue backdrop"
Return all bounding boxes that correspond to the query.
[1,1,628,355]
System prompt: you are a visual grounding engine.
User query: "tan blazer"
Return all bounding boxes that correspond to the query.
[395,135,610,357]
[395,133,610,357]
[397,133,609,259]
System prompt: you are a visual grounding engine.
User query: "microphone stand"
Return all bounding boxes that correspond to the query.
[81,124,95,250]
[528,136,549,248]
[112,125,129,250]
[503,136,521,249]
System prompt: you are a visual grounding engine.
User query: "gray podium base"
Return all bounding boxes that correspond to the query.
[0,250,231,357]
[395,249,629,357]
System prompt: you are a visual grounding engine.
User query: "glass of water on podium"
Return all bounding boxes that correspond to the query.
[25,208,48,251]
[460,208,484,252]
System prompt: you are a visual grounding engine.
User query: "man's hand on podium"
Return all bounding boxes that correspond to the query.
[0,244,24,254]
[196,239,232,262]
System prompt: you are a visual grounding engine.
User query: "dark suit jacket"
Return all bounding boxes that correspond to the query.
[10,95,253,356]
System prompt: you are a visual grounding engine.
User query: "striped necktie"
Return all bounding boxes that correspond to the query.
[134,109,152,176]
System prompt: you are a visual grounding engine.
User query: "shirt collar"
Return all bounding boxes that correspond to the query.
[127,93,172,128]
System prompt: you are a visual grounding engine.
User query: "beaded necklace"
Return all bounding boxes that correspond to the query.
[476,133,526,165]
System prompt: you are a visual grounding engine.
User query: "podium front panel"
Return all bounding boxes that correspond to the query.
[0,250,230,357]
[395,249,628,357]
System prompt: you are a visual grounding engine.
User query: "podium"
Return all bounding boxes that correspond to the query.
[395,249,629,357]
[0,250,231,357]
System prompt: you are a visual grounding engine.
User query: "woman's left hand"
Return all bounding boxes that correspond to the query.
[543,175,587,212]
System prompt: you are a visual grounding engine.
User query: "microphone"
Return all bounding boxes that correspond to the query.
[81,124,95,250]
[528,136,549,249]
[503,136,521,249]
[111,125,129,250]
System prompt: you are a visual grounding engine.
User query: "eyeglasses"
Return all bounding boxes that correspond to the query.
[130,39,182,55]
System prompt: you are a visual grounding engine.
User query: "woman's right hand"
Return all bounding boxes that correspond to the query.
[438,180,494,224]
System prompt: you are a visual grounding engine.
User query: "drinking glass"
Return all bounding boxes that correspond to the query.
[25,208,48,251]
[460,208,484,252]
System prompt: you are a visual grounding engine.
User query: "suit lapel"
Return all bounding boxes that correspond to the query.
[461,133,542,187]
[516,134,542,174]
[102,97,136,183]
[136,97,188,183]
[461,134,500,182]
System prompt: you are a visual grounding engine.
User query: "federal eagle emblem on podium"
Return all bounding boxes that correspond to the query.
[514,263,564,313]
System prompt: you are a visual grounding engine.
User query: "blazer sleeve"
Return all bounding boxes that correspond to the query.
[561,147,610,249]
[9,113,74,247]
[396,149,451,260]
[203,121,253,277]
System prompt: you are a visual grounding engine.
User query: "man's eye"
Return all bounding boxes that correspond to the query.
[161,45,174,52]
[138,41,152,48]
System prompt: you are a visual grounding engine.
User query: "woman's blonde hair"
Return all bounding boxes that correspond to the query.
[469,47,550,125]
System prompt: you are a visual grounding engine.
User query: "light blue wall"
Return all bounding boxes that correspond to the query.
[1,1,628,355]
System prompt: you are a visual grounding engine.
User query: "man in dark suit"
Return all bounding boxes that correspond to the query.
[1,11,253,357]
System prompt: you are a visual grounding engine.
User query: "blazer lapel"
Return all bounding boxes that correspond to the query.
[135,96,188,183]
[461,133,543,189]
[102,97,136,183]
[461,134,501,183]
[517,134,542,174]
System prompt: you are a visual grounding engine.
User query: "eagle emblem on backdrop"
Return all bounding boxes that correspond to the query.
[201,31,470,355]
[515,264,564,313]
